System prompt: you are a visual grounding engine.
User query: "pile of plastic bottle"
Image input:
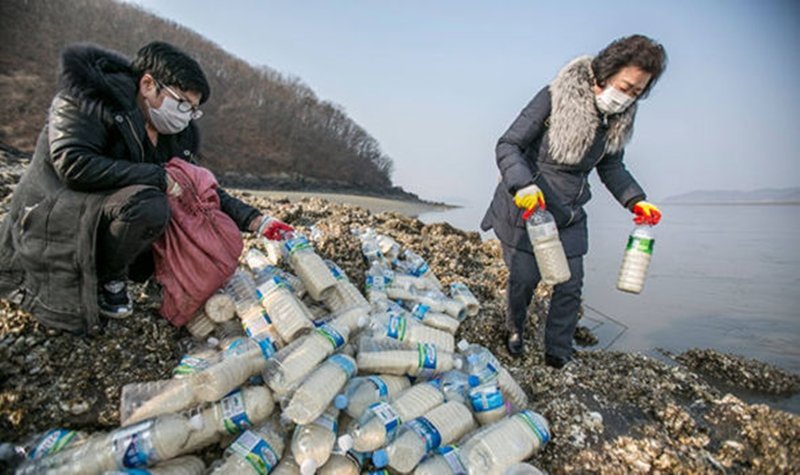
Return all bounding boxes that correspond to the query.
[1,227,551,475]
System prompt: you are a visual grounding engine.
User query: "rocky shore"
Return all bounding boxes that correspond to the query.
[0,150,799,474]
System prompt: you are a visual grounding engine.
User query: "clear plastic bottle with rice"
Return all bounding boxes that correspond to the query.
[322,259,370,313]
[371,401,476,473]
[318,447,368,475]
[394,249,442,290]
[290,405,340,475]
[338,379,445,453]
[449,281,480,318]
[224,268,281,341]
[467,380,508,425]
[283,232,338,301]
[104,455,207,475]
[367,311,455,353]
[355,337,462,378]
[523,207,571,285]
[263,319,351,399]
[0,428,88,471]
[209,419,286,475]
[457,410,550,475]
[616,224,655,294]
[282,354,357,425]
[457,340,529,410]
[334,374,411,419]
[406,302,462,334]
[414,443,469,475]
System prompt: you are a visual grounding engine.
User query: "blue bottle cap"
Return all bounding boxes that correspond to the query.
[334,394,349,410]
[372,449,389,468]
[468,375,481,387]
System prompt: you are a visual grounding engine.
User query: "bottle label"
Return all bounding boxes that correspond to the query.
[317,324,346,350]
[29,429,79,460]
[231,430,280,475]
[312,411,339,434]
[255,276,285,301]
[473,360,500,384]
[368,401,400,437]
[111,420,155,468]
[172,355,211,376]
[365,275,386,292]
[284,236,311,255]
[438,445,468,475]
[386,315,408,341]
[327,262,346,281]
[406,416,442,452]
[413,261,430,277]
[469,385,505,412]
[330,354,357,378]
[224,338,248,358]
[243,311,273,338]
[367,375,390,400]
[417,343,438,378]
[519,410,551,446]
[219,390,252,434]
[411,304,430,321]
[626,235,655,255]
[254,335,277,361]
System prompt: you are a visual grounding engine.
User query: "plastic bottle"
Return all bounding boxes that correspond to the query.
[394,249,442,290]
[616,224,655,294]
[0,428,87,469]
[103,455,206,475]
[457,340,529,410]
[504,462,546,475]
[368,312,455,353]
[375,234,401,261]
[364,261,393,304]
[338,380,445,453]
[449,282,480,318]
[255,273,315,343]
[468,380,508,425]
[291,406,340,475]
[172,337,220,378]
[210,420,286,474]
[407,302,461,335]
[224,269,281,342]
[372,401,476,473]
[322,260,370,313]
[318,448,367,475]
[524,208,571,285]
[282,354,357,425]
[185,310,216,339]
[181,386,275,454]
[413,444,468,475]
[121,378,198,425]
[205,291,237,323]
[458,410,550,475]
[193,335,279,402]
[439,370,474,405]
[356,228,386,266]
[263,320,351,398]
[271,450,302,475]
[356,338,461,378]
[16,414,193,474]
[284,233,338,301]
[334,374,411,419]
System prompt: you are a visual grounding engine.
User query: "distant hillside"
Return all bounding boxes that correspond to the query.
[664,187,800,204]
[0,0,414,198]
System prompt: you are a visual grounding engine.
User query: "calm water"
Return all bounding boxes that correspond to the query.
[420,198,800,381]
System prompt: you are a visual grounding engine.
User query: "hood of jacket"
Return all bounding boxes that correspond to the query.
[58,43,139,114]
[547,56,636,165]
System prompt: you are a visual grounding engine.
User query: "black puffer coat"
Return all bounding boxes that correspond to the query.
[481,56,646,257]
[0,44,258,334]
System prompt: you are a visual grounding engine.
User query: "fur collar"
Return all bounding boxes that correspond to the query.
[58,43,138,112]
[547,56,636,165]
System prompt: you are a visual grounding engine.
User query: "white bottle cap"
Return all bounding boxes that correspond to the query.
[457,339,469,352]
[357,316,369,328]
[338,434,354,452]
[206,336,220,347]
[453,357,463,370]
[189,413,205,431]
[300,459,318,475]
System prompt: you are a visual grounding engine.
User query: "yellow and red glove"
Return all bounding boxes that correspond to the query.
[514,184,546,212]
[632,201,662,225]
[257,216,294,240]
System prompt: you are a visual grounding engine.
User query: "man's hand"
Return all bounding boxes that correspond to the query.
[165,173,182,197]
[254,215,294,240]
[632,201,662,225]
[514,184,545,211]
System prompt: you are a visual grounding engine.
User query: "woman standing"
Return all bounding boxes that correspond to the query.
[481,35,667,366]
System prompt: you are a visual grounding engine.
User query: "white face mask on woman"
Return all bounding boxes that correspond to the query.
[148,94,193,135]
[595,86,635,115]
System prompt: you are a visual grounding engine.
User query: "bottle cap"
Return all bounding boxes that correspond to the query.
[334,394,349,410]
[338,434,354,452]
[189,414,204,431]
[300,459,318,475]
[206,336,220,347]
[357,316,369,328]
[468,375,481,387]
[453,358,463,370]
[457,339,469,352]
[372,449,389,468]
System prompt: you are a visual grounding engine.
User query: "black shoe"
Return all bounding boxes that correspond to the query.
[545,353,570,369]
[98,279,133,319]
[507,332,524,356]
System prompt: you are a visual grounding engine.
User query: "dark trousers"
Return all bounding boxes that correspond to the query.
[96,185,170,283]
[501,242,585,359]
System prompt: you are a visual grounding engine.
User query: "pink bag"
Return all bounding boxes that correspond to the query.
[153,158,243,326]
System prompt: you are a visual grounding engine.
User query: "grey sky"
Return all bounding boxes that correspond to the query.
[127,0,800,207]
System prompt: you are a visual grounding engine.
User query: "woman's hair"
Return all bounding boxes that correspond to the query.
[131,41,211,104]
[592,34,667,98]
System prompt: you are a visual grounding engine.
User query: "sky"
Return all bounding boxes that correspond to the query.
[126,0,800,207]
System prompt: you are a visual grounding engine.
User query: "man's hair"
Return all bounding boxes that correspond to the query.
[131,41,211,104]
[592,34,667,99]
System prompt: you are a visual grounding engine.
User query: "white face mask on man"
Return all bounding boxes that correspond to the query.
[595,86,635,115]
[148,94,193,135]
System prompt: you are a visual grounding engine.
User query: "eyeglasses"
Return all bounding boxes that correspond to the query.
[156,80,204,120]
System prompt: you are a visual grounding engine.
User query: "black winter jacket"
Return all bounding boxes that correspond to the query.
[0,44,259,333]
